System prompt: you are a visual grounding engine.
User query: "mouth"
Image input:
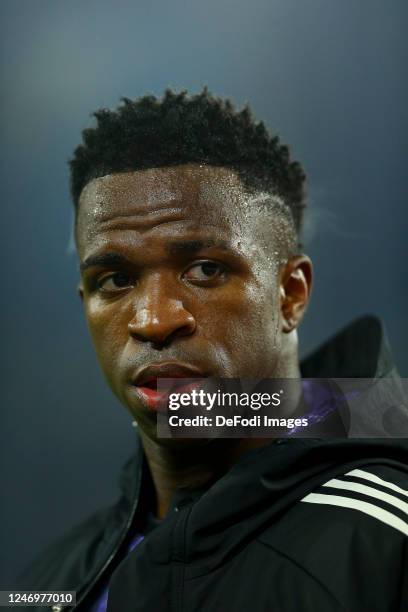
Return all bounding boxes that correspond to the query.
[130,362,207,412]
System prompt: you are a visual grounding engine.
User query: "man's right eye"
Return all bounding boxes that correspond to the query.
[97,272,134,293]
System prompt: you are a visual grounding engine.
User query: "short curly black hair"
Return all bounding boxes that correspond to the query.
[69,88,306,236]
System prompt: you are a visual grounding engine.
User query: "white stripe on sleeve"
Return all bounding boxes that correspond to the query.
[322,478,408,516]
[345,469,408,499]
[301,493,408,536]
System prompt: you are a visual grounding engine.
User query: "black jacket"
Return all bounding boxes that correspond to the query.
[15,317,408,611]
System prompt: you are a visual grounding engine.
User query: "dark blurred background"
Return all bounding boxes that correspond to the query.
[1,0,407,586]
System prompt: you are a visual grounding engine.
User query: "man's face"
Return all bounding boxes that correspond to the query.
[76,164,305,439]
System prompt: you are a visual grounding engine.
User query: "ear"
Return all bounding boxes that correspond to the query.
[77,282,84,302]
[279,255,313,333]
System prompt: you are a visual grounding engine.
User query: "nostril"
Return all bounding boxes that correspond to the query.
[128,301,196,345]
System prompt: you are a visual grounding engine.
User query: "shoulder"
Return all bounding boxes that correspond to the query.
[259,462,407,610]
[260,461,407,558]
[15,502,120,592]
[299,463,408,538]
[14,450,143,592]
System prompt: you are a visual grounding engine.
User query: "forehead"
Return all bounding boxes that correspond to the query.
[75,164,290,259]
[78,164,247,219]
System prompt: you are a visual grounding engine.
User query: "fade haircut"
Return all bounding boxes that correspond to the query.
[69,88,306,241]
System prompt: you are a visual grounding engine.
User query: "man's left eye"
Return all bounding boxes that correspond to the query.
[183,261,227,282]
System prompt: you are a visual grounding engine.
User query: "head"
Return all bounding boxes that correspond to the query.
[71,89,312,443]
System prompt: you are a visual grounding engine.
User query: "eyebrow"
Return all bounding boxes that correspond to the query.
[166,239,230,255]
[80,239,233,272]
[80,252,132,272]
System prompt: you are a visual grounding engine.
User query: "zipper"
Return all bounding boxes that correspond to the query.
[66,456,143,611]
[172,502,194,612]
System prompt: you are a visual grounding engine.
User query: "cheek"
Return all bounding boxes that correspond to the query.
[200,281,282,376]
[84,299,129,379]
[236,291,282,362]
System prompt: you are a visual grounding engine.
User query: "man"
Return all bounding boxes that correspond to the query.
[16,89,407,611]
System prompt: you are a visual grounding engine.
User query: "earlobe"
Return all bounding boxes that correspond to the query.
[280,256,313,333]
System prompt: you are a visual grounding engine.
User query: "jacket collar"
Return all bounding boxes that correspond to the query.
[300,315,398,378]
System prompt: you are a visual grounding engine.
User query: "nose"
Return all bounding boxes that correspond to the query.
[127,277,196,346]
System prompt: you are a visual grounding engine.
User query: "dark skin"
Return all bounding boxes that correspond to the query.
[76,163,313,518]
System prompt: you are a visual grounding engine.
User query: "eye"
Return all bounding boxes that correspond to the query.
[97,272,134,293]
[183,261,227,284]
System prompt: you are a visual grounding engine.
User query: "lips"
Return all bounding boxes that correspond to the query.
[133,362,205,386]
[131,361,206,412]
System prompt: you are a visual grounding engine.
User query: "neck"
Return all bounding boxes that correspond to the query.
[140,434,273,519]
